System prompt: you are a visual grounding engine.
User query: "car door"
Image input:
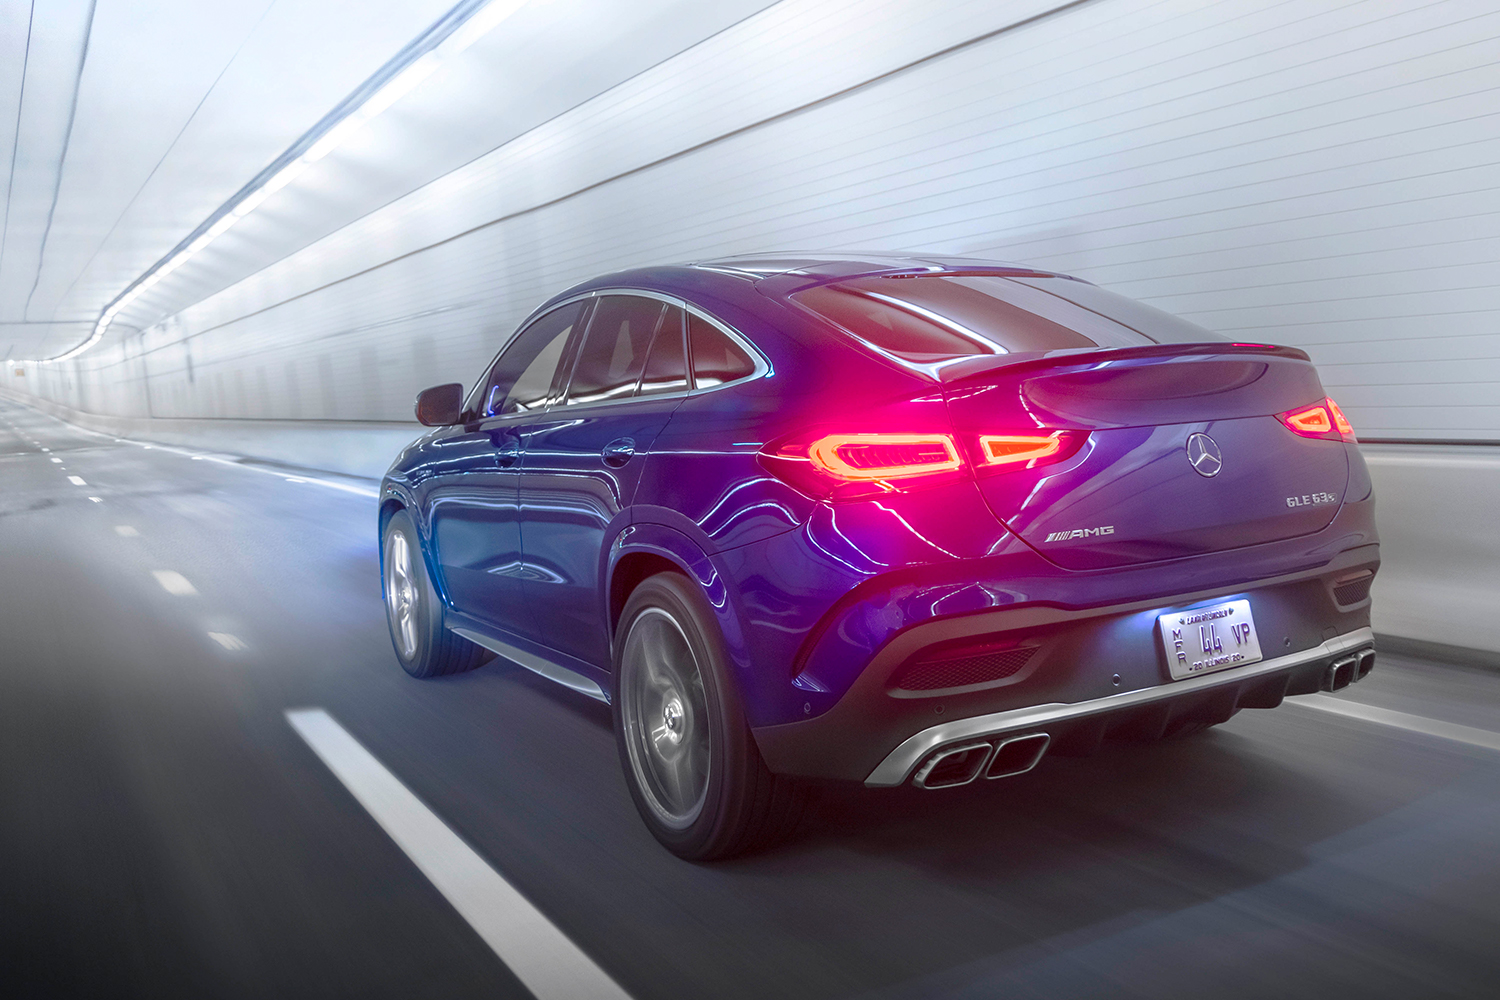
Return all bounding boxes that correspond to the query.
[425,301,584,636]
[517,293,690,668]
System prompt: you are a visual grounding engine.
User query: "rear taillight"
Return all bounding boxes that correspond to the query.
[1278,397,1356,442]
[806,434,962,480]
[976,432,1082,470]
[761,429,1083,502]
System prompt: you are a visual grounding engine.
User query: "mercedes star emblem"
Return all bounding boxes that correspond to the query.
[1186,432,1223,478]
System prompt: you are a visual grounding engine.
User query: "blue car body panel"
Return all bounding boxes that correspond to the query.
[381,253,1379,783]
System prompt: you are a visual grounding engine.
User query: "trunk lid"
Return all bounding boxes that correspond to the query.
[943,349,1350,570]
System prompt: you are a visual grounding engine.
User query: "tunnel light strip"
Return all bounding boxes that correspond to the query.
[25,0,526,366]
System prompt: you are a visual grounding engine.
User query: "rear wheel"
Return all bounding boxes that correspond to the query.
[614,572,805,860]
[382,509,490,678]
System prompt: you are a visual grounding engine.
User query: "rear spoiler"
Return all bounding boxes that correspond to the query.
[936,342,1311,385]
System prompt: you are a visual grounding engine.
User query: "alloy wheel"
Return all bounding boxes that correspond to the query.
[621,607,711,829]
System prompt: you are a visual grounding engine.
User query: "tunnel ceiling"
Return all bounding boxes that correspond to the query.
[0,0,462,362]
[0,0,776,365]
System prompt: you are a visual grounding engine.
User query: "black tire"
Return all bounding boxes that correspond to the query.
[381,509,491,678]
[613,572,806,860]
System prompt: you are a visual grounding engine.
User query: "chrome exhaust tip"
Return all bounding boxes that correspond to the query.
[985,733,1050,779]
[912,741,994,789]
[1355,648,1375,682]
[1323,655,1358,691]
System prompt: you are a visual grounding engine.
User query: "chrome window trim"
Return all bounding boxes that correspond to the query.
[863,626,1376,787]
[461,296,592,418]
[552,288,770,415]
[463,287,770,422]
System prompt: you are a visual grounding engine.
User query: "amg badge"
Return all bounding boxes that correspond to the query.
[1043,525,1115,543]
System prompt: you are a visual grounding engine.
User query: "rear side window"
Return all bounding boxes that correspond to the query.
[792,275,1221,363]
[688,313,756,387]
[480,302,582,416]
[638,306,689,397]
[566,295,667,405]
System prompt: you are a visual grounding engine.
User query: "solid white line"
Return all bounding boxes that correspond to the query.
[67,475,86,486]
[1293,695,1500,753]
[119,438,380,497]
[285,709,632,1000]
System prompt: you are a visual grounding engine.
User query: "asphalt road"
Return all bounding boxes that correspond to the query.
[3,397,1498,1000]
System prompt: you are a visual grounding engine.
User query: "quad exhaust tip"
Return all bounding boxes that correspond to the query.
[1323,646,1375,692]
[912,733,1051,789]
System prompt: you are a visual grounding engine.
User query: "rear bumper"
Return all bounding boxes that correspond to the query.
[864,626,1373,786]
[751,543,1378,783]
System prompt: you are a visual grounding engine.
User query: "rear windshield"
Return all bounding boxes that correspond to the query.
[792,274,1221,362]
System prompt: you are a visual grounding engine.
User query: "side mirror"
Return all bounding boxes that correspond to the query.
[415,383,465,426]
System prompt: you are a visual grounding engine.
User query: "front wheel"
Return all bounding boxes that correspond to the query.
[382,509,490,678]
[614,573,805,860]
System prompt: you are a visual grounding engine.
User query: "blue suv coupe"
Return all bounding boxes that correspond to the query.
[379,254,1379,859]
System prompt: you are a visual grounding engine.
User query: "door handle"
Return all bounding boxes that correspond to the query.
[602,437,636,468]
[494,438,521,467]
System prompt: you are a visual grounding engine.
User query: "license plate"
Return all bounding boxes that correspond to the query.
[1158,599,1263,680]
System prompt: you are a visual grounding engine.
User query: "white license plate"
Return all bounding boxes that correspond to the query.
[1158,599,1263,680]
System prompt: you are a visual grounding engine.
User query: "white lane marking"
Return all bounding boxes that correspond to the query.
[114,525,138,536]
[1293,695,1500,753]
[152,570,198,596]
[49,456,60,463]
[67,475,86,486]
[89,497,102,503]
[286,709,632,1000]
[208,632,247,651]
[114,437,379,498]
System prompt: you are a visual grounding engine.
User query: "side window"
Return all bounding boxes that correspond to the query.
[479,303,582,417]
[688,313,756,388]
[565,295,666,405]
[637,305,688,397]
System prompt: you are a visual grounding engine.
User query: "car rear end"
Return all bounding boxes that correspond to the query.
[733,261,1378,788]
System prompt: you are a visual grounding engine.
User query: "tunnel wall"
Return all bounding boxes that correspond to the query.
[4,0,1498,652]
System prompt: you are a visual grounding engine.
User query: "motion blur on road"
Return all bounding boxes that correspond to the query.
[3,1,1500,998]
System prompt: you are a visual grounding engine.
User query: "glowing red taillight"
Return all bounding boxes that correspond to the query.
[978,434,1066,466]
[806,433,962,480]
[761,428,1084,502]
[1278,397,1356,442]
[1327,398,1355,438]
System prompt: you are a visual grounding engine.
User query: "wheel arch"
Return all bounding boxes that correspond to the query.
[607,524,751,686]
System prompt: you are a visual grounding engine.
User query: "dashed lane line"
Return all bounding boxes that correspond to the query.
[151,570,198,596]
[66,475,86,486]
[286,709,632,1000]
[1293,695,1500,753]
[0,403,379,498]
[207,632,247,651]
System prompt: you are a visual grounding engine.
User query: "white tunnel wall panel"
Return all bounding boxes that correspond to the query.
[4,0,1499,440]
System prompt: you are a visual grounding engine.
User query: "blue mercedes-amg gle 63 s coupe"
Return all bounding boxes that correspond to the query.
[379,253,1379,859]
